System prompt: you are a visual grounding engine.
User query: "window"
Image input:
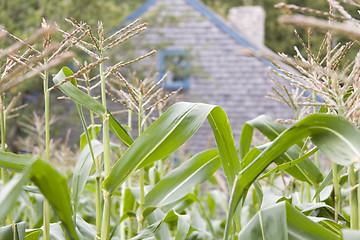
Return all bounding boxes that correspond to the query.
[158,50,190,90]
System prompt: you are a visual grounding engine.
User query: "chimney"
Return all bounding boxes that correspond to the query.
[227,6,265,47]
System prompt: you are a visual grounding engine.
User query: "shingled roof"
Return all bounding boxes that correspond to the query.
[121,0,292,153]
[125,0,276,68]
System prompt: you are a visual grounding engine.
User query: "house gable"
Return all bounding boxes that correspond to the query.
[127,0,256,49]
[122,0,291,152]
[126,0,271,55]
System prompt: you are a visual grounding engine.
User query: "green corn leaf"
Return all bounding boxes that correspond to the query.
[131,210,190,240]
[313,165,344,201]
[80,124,101,150]
[173,212,191,240]
[76,104,95,154]
[146,208,171,240]
[25,229,42,240]
[53,67,133,147]
[298,203,348,225]
[0,151,34,171]
[238,201,340,240]
[224,114,360,240]
[103,102,239,193]
[123,188,137,214]
[75,216,97,239]
[241,147,262,168]
[239,123,253,159]
[0,170,30,223]
[0,222,26,240]
[274,145,322,185]
[129,221,162,240]
[259,147,318,180]
[144,149,220,212]
[29,159,78,240]
[72,139,103,211]
[242,115,323,186]
[207,106,240,183]
[246,115,287,140]
[162,193,198,214]
[253,181,263,208]
[308,216,344,236]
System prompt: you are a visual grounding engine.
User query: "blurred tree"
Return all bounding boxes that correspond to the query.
[201,0,358,57]
[0,0,147,92]
[0,0,145,38]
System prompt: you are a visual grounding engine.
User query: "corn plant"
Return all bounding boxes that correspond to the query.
[3,1,360,239]
[50,13,360,240]
[224,1,360,239]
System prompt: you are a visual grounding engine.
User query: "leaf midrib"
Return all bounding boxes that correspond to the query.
[105,103,201,192]
[309,125,360,157]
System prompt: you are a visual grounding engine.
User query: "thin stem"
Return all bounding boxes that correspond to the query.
[95,152,102,239]
[44,72,50,163]
[332,162,340,223]
[43,68,50,240]
[128,177,134,239]
[75,104,97,228]
[138,97,145,232]
[100,45,112,240]
[138,168,145,231]
[312,93,320,203]
[101,193,111,240]
[314,151,320,202]
[326,2,342,225]
[86,85,102,239]
[349,164,358,229]
[120,185,126,240]
[305,183,311,203]
[43,202,51,240]
[0,93,11,225]
[197,201,216,239]
[120,110,132,239]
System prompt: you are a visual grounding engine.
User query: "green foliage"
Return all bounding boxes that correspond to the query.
[144,149,221,210]
[2,2,360,240]
[241,115,323,185]
[0,0,145,40]
[0,222,26,240]
[72,140,103,211]
[53,67,133,147]
[0,158,77,239]
[100,101,239,194]
[225,114,360,239]
[239,201,340,240]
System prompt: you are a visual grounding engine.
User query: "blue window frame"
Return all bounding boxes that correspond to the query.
[158,50,190,90]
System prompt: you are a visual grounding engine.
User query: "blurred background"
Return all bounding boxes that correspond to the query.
[1,0,358,163]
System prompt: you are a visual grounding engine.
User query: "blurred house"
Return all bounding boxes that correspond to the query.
[124,0,291,152]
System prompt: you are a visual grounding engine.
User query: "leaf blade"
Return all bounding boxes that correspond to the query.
[224,114,360,240]
[103,102,240,193]
[53,67,133,147]
[144,149,220,209]
[72,139,103,211]
[29,159,78,240]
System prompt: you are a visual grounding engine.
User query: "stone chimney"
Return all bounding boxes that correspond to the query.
[227,6,265,47]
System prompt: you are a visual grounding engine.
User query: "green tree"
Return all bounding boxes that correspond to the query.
[201,0,358,57]
[0,0,145,39]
